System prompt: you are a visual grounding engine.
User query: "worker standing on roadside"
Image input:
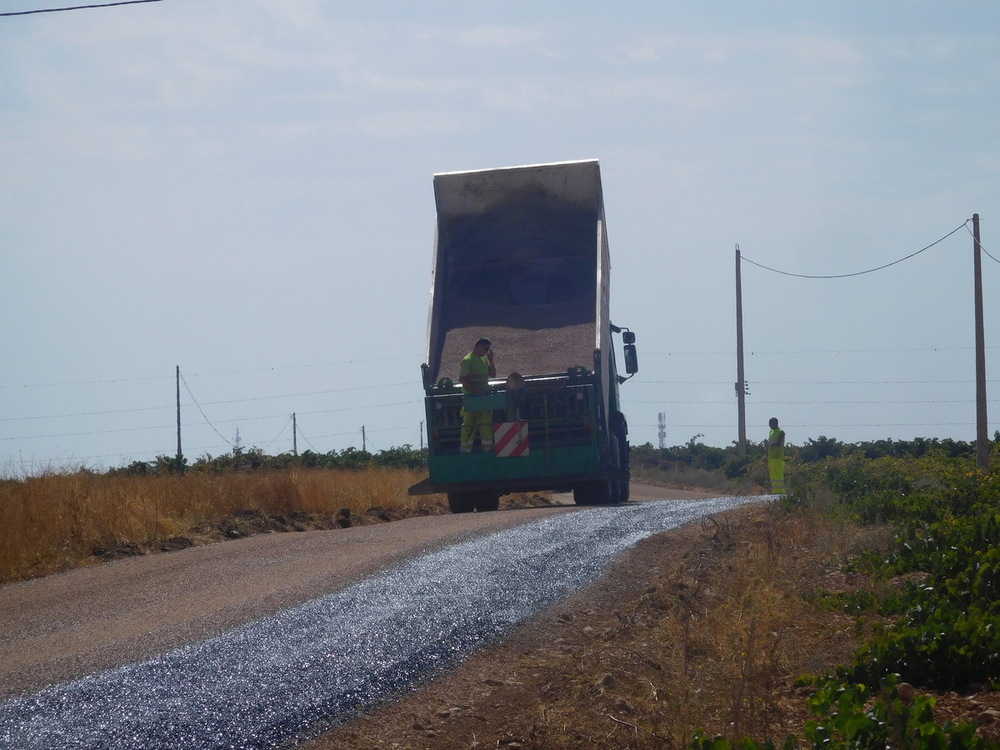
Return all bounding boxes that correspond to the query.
[766,417,786,494]
[459,338,497,453]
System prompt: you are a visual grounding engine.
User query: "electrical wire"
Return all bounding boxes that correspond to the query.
[964,221,1000,265]
[0,0,161,16]
[629,398,999,406]
[645,345,998,357]
[640,379,984,385]
[740,220,969,278]
[0,357,421,389]
[293,427,321,454]
[637,422,980,429]
[259,414,293,452]
[179,371,233,448]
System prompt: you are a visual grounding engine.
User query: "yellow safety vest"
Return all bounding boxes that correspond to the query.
[767,428,785,461]
[460,352,491,395]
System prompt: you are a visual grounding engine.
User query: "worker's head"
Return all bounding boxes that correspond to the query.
[474,337,492,355]
[506,372,524,390]
[769,417,779,429]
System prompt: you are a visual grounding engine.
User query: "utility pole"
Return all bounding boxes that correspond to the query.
[419,421,424,451]
[362,425,366,452]
[735,245,747,456]
[973,214,990,471]
[658,412,667,450]
[292,413,298,457]
[175,365,182,467]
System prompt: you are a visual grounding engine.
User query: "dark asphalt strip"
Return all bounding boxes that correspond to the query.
[0,496,762,750]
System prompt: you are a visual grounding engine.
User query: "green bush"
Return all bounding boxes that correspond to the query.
[692,441,1000,748]
[843,509,1000,690]
[803,675,986,750]
[688,675,986,750]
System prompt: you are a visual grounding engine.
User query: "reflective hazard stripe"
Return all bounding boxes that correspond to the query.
[493,421,529,457]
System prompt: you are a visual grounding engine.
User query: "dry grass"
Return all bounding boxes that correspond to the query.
[312,500,890,749]
[517,505,888,748]
[0,468,441,584]
[632,466,763,496]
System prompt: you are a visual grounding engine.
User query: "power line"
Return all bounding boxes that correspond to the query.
[179,371,233,448]
[294,427,321,454]
[0,423,170,441]
[0,355,421,390]
[0,404,173,423]
[645,345,999,357]
[964,220,1000,264]
[637,422,984,430]
[1,374,173,390]
[259,414,294,452]
[640,379,987,385]
[740,220,969,279]
[0,401,423,443]
[630,399,1000,406]
[0,382,416,424]
[0,0,161,16]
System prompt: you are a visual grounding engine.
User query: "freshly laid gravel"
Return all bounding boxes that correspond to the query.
[0,496,762,750]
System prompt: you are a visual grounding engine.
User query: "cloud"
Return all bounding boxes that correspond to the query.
[355,108,474,138]
[418,23,556,55]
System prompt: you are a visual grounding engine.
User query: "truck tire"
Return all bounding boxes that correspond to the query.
[617,436,631,503]
[611,412,631,503]
[447,491,499,513]
[573,481,613,506]
[473,492,500,512]
[447,492,476,513]
[617,470,630,502]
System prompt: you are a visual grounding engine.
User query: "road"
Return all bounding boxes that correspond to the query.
[0,488,761,749]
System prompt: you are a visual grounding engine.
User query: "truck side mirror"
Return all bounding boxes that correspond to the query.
[623,343,638,374]
[623,331,635,345]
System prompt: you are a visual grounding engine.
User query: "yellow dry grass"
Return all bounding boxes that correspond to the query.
[0,468,435,584]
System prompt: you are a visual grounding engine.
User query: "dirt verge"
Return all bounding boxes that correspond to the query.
[304,501,1000,749]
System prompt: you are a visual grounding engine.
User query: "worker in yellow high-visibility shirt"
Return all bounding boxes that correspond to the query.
[766,417,786,494]
[459,337,496,453]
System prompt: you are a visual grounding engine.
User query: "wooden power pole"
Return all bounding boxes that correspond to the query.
[175,365,182,467]
[735,245,747,456]
[973,214,990,471]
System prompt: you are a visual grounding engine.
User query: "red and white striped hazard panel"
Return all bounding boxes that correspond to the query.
[493,421,529,457]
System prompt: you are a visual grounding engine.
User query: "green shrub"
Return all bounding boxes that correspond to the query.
[803,675,986,750]
[688,676,986,750]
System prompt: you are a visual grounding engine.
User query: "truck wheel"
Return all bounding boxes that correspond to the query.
[447,492,476,513]
[617,441,631,503]
[617,474,630,503]
[572,484,593,505]
[473,492,500,512]
[573,481,612,506]
[611,412,631,503]
[608,478,621,504]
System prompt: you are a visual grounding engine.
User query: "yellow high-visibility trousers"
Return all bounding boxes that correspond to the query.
[460,409,493,453]
[768,457,785,494]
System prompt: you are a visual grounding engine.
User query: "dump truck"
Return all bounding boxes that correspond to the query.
[408,159,638,512]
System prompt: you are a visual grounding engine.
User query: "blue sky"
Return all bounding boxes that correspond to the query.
[2,1,999,474]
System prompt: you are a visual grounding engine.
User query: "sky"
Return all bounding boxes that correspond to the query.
[2,0,999,475]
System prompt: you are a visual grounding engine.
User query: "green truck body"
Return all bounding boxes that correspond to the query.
[408,160,638,512]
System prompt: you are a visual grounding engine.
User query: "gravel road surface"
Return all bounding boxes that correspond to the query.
[0,491,761,749]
